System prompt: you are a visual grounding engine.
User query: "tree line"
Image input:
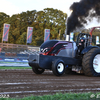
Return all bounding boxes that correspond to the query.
[0,8,67,46]
[0,8,100,46]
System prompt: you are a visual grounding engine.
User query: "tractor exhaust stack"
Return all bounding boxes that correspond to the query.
[66,35,70,41]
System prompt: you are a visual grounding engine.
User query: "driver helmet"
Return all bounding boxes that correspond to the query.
[80,37,85,43]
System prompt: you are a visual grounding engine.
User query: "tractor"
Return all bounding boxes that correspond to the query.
[28,27,100,76]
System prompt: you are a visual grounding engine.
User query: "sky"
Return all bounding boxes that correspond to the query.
[0,0,100,28]
[0,0,80,16]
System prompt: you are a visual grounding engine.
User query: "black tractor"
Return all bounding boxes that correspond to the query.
[28,32,100,76]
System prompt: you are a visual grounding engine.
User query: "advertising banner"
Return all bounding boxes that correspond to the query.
[96,36,99,45]
[3,24,10,41]
[70,32,74,41]
[44,29,50,42]
[27,27,33,43]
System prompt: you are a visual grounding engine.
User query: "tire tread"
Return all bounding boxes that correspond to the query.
[82,48,99,76]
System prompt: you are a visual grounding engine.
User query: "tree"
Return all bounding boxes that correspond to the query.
[36,8,67,40]
[16,32,27,44]
[0,8,67,46]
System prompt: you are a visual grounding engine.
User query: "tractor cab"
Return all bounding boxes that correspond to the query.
[76,33,92,56]
[76,33,92,47]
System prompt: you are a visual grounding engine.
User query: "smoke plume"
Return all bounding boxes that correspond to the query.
[66,0,100,35]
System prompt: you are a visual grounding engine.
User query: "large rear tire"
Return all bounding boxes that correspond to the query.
[52,59,65,76]
[82,48,100,76]
[32,67,45,74]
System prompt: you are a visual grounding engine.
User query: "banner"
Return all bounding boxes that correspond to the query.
[2,24,10,41]
[70,32,74,41]
[44,29,50,42]
[27,27,33,43]
[96,36,99,45]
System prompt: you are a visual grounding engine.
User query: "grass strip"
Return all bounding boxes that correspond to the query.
[0,66,31,70]
[0,92,100,100]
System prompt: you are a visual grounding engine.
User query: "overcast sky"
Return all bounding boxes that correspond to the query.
[0,0,100,28]
[0,0,80,16]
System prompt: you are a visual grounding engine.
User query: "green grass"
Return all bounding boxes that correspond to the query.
[0,92,100,100]
[0,66,31,69]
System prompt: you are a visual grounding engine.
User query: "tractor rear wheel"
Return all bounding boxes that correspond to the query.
[82,48,100,76]
[32,67,45,74]
[52,59,65,76]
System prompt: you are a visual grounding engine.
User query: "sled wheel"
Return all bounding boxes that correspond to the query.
[52,59,65,76]
[32,67,45,74]
[82,48,100,76]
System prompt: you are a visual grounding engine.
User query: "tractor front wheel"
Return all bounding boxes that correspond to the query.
[52,59,65,76]
[32,67,45,74]
[82,48,100,76]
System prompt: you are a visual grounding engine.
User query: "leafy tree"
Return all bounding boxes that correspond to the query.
[36,8,67,41]
[0,8,67,46]
[16,32,27,44]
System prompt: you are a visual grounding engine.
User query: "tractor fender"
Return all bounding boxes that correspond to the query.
[81,46,99,55]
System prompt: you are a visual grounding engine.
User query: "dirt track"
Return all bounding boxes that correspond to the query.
[0,69,100,98]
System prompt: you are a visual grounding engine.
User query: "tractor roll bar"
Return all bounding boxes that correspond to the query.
[90,27,100,36]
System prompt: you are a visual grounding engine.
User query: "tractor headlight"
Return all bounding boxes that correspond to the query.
[40,47,51,53]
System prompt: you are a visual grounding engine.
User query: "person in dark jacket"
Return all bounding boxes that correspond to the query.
[78,37,85,55]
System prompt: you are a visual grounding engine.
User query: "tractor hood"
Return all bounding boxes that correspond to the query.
[40,40,73,56]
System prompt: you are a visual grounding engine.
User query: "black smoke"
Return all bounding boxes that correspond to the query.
[66,0,100,35]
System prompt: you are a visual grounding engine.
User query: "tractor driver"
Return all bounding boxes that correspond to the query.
[78,37,85,55]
